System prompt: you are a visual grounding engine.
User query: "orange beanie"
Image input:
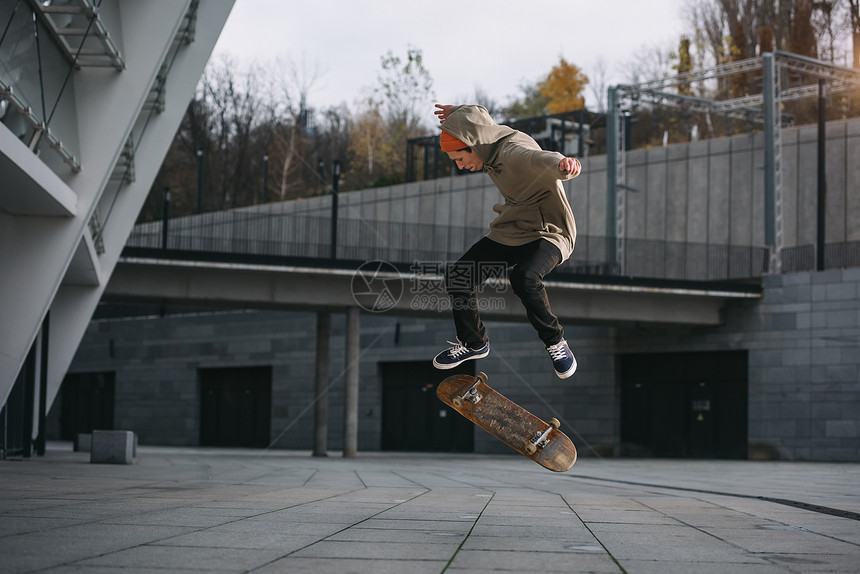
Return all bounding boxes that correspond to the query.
[440,131,468,152]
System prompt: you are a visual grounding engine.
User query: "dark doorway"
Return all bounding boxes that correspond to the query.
[58,372,115,440]
[199,366,272,448]
[620,351,748,459]
[381,361,474,452]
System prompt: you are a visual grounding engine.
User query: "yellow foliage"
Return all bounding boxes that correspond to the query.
[540,58,589,114]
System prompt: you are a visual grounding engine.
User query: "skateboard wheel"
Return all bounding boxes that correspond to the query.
[549,417,560,429]
[477,372,488,384]
[524,443,537,455]
[452,397,463,407]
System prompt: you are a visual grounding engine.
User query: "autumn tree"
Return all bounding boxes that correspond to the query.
[675,37,695,96]
[730,17,750,96]
[346,46,433,188]
[539,57,589,114]
[791,0,818,57]
[759,24,776,53]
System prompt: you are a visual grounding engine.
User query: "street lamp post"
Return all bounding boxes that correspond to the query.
[262,152,269,204]
[330,160,340,260]
[161,186,170,249]
[196,147,203,213]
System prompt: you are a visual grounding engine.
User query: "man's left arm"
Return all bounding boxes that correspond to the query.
[510,146,582,181]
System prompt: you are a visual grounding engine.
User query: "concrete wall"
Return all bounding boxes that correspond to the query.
[242,117,860,248]
[57,310,616,456]
[58,268,859,461]
[61,117,860,461]
[0,0,236,413]
[616,267,860,461]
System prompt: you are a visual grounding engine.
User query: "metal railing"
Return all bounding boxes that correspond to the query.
[782,242,860,273]
[125,210,782,283]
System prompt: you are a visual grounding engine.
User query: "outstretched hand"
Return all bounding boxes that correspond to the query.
[434,104,454,123]
[559,157,582,178]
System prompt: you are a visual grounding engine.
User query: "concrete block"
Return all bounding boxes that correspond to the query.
[812,269,844,284]
[767,312,796,330]
[842,267,860,282]
[825,283,856,301]
[90,430,137,465]
[826,310,857,329]
[826,420,857,438]
[74,433,92,452]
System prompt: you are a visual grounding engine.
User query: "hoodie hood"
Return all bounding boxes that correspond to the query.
[439,105,517,169]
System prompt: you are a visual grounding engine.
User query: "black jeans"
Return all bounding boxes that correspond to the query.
[446,237,564,348]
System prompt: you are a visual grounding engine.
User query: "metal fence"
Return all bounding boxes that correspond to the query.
[782,241,860,273]
[132,209,860,282]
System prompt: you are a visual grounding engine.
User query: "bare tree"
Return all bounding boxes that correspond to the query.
[684,0,727,69]
[812,1,843,62]
[586,57,609,113]
[850,0,860,66]
[198,55,265,209]
[621,42,676,84]
[473,86,502,119]
[265,56,321,200]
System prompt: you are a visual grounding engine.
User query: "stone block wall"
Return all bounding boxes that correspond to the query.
[616,268,860,461]
[57,269,858,460]
[56,307,617,456]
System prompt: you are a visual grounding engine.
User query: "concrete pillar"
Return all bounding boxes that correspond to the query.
[313,312,330,457]
[606,85,619,268]
[343,307,360,458]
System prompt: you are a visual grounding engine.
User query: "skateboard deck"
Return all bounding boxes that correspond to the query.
[437,372,577,472]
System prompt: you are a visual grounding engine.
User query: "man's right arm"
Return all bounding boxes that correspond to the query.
[434,104,455,123]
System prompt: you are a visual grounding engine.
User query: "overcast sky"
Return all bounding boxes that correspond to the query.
[211,0,687,112]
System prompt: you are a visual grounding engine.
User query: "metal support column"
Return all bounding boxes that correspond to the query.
[606,86,618,268]
[21,344,36,458]
[313,312,330,457]
[161,187,170,249]
[330,160,340,261]
[817,79,827,271]
[762,53,782,273]
[343,307,359,458]
[36,312,49,456]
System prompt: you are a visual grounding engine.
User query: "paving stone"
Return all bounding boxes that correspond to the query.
[449,548,619,572]
[1,447,858,573]
[254,557,448,574]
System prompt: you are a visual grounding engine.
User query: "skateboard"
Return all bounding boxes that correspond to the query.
[436,372,577,472]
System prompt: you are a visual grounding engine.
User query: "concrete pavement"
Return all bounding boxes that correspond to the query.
[1,445,858,573]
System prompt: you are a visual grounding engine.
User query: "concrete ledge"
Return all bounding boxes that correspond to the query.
[90,430,137,464]
[108,258,759,326]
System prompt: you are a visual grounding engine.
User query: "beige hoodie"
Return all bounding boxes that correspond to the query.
[440,105,578,261]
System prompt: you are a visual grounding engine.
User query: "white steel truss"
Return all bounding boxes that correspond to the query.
[608,51,860,274]
[30,0,125,70]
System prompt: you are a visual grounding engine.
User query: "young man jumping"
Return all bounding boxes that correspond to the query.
[431,104,582,379]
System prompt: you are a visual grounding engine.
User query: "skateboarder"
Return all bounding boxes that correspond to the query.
[431,104,581,379]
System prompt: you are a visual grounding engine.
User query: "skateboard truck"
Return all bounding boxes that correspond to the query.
[524,417,561,455]
[452,372,487,407]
